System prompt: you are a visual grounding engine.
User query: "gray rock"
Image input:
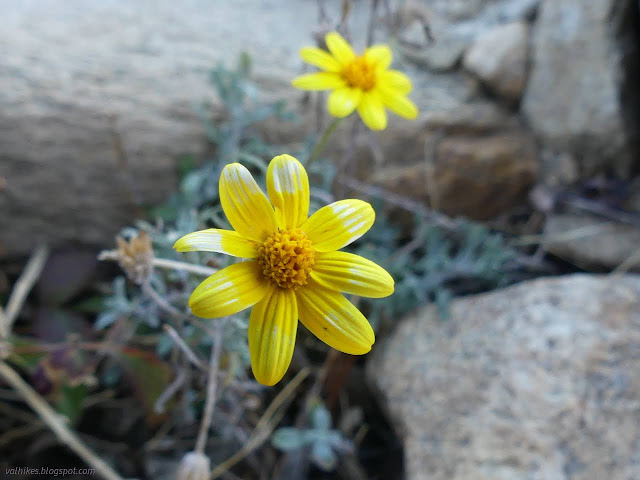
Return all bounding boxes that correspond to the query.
[368,274,640,480]
[522,0,639,178]
[397,0,539,73]
[463,22,529,101]
[544,213,640,271]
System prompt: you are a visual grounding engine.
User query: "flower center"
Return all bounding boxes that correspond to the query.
[341,56,376,91]
[257,228,315,290]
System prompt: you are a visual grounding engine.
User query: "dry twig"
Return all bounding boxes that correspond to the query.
[0,361,125,480]
[0,245,49,339]
[163,324,207,371]
[210,367,311,479]
[196,321,225,453]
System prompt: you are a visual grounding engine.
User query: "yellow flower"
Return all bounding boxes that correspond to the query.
[174,155,394,386]
[292,31,418,130]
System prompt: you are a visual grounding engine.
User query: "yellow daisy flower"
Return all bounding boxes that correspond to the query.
[292,31,418,131]
[173,154,394,386]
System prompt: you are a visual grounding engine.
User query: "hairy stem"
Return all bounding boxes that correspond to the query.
[306,117,343,168]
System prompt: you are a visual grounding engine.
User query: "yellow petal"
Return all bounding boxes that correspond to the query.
[325,31,356,65]
[173,229,258,258]
[378,70,412,95]
[365,45,392,70]
[249,286,298,386]
[328,87,362,118]
[300,47,342,72]
[296,278,374,355]
[378,90,418,119]
[189,261,269,318]
[292,72,345,91]
[266,154,310,230]
[302,199,375,252]
[219,163,277,243]
[357,91,387,130]
[310,251,394,298]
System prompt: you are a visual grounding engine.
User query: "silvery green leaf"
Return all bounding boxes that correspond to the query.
[156,332,173,357]
[311,405,332,431]
[95,311,120,330]
[271,428,308,451]
[310,441,337,472]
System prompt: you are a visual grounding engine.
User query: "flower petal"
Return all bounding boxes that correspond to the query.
[365,45,392,70]
[300,47,342,72]
[357,91,387,130]
[189,261,269,318]
[328,87,362,118]
[378,70,412,95]
[296,279,374,355]
[302,199,375,252]
[219,163,277,243]
[325,31,356,65]
[310,251,394,298]
[249,286,298,386]
[292,72,345,91]
[266,154,310,230]
[173,229,258,258]
[378,90,418,119]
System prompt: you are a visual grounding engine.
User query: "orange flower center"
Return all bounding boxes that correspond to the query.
[257,228,315,290]
[341,56,376,91]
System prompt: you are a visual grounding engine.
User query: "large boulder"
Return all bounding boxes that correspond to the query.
[0,0,375,258]
[522,0,640,178]
[368,274,640,480]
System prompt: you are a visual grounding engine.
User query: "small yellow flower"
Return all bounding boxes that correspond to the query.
[292,31,418,130]
[174,155,394,386]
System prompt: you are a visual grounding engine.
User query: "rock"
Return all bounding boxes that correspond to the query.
[428,131,537,219]
[351,103,538,221]
[463,22,529,102]
[543,213,640,271]
[368,274,640,480]
[421,104,537,220]
[522,0,640,178]
[397,0,539,73]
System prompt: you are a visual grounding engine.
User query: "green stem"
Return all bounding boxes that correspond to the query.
[305,117,343,168]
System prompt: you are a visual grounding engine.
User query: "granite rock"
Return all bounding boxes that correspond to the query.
[368,274,640,480]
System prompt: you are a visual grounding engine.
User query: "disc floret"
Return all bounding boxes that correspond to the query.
[342,56,376,91]
[257,228,315,289]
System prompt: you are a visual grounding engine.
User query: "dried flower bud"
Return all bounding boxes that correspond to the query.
[111,231,154,284]
[176,452,210,480]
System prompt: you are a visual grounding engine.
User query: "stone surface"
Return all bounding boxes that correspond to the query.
[544,213,640,271]
[354,103,539,221]
[368,274,640,480]
[422,104,537,220]
[463,22,529,101]
[522,0,640,178]
[397,0,539,73]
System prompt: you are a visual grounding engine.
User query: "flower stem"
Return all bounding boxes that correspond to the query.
[305,117,343,168]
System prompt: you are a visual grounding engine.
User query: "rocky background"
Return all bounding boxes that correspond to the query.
[2,0,640,479]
